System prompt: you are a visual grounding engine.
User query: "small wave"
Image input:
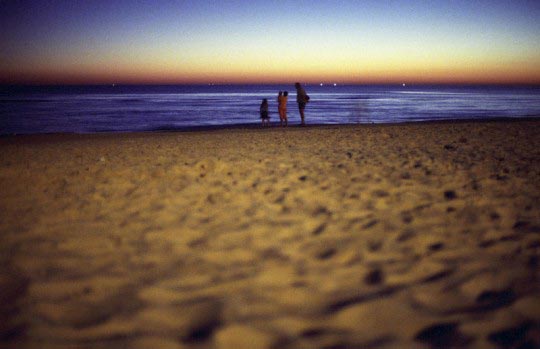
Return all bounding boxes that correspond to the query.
[116,98,145,103]
[336,96,371,100]
[390,91,471,95]
[0,99,52,103]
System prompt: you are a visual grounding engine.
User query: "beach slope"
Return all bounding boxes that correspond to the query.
[1,120,539,349]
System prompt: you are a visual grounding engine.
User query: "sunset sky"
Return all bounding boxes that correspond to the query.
[1,0,539,85]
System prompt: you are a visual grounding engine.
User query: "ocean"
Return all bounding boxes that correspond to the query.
[1,84,539,135]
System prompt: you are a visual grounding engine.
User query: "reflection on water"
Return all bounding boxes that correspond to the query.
[1,84,539,134]
[344,97,370,124]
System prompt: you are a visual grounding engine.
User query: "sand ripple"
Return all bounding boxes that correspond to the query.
[1,121,539,348]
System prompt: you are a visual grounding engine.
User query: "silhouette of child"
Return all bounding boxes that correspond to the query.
[260,98,269,127]
[278,91,288,126]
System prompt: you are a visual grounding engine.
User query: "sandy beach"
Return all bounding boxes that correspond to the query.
[1,120,539,349]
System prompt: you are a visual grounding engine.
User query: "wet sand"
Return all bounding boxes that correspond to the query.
[1,120,539,349]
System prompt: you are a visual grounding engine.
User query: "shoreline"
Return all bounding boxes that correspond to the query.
[2,115,540,139]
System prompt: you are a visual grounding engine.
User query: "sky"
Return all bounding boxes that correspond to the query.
[1,0,540,85]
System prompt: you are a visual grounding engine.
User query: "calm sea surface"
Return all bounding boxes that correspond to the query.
[1,84,539,135]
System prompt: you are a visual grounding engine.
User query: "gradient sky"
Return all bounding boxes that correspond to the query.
[1,0,540,84]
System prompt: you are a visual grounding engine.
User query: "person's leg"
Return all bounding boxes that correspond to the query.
[299,104,305,125]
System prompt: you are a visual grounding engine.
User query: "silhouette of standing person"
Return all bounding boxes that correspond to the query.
[278,91,288,127]
[295,82,310,125]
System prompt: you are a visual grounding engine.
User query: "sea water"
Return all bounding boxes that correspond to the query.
[1,84,539,135]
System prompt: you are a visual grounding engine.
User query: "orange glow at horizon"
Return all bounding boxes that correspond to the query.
[2,56,540,85]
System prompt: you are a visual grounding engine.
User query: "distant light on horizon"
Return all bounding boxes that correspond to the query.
[1,0,539,85]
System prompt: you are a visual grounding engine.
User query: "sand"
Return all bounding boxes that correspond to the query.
[1,120,539,349]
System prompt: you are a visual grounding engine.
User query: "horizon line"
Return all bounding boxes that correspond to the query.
[2,81,540,87]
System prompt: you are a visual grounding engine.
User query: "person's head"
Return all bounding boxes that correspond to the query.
[284,91,288,96]
[262,98,268,104]
[295,82,301,89]
[278,91,282,96]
